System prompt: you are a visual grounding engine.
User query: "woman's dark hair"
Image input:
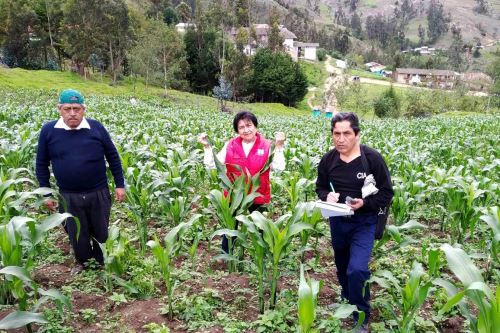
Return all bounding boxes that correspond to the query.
[330,112,360,135]
[233,111,258,132]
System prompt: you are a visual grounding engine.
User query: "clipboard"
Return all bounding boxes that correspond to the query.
[315,200,354,218]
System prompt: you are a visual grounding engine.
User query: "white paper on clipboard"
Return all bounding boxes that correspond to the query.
[314,200,354,218]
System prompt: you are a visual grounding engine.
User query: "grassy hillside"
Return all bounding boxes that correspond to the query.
[0,68,309,117]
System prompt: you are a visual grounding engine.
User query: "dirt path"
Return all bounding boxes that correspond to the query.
[321,56,347,113]
[307,87,317,109]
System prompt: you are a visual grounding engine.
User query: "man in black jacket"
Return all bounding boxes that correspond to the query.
[316,112,393,331]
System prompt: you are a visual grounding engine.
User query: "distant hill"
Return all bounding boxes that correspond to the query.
[249,0,499,48]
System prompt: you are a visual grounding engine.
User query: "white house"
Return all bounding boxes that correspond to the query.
[228,24,319,61]
[291,42,320,61]
[336,59,347,69]
[175,23,196,34]
[413,46,436,55]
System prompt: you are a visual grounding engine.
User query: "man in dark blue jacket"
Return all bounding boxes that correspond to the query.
[36,89,125,272]
[316,112,393,332]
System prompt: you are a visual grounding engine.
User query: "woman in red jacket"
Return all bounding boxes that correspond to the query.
[198,111,286,252]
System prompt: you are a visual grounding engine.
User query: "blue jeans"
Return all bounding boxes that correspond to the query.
[329,213,377,324]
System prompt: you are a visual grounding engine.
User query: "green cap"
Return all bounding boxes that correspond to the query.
[59,89,84,104]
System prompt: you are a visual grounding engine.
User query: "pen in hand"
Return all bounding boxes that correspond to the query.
[329,182,335,193]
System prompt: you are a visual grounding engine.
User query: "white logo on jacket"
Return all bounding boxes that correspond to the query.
[357,172,366,179]
[257,149,265,156]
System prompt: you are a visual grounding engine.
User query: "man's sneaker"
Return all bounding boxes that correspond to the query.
[354,324,368,333]
[70,264,85,275]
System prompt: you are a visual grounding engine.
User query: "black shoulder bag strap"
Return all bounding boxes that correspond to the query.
[359,145,370,176]
[360,145,390,240]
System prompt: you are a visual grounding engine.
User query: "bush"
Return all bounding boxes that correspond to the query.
[374,86,401,118]
[317,48,327,61]
[457,95,485,113]
[404,91,435,117]
[329,50,344,60]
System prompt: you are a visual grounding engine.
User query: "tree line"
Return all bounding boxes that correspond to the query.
[0,0,307,106]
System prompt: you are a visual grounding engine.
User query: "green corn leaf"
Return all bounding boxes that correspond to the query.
[440,244,484,287]
[0,266,32,284]
[0,311,47,329]
[298,265,314,333]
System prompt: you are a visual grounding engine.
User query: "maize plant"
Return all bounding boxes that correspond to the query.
[0,130,37,170]
[125,163,156,253]
[289,152,318,180]
[250,210,312,309]
[1,213,73,304]
[274,172,315,211]
[434,244,500,333]
[442,177,485,242]
[153,148,197,195]
[296,202,324,263]
[208,152,263,271]
[372,220,426,259]
[147,214,201,319]
[297,264,321,333]
[99,225,131,292]
[479,206,499,279]
[236,212,268,313]
[370,262,433,332]
[0,168,35,223]
[159,195,199,226]
[0,266,71,332]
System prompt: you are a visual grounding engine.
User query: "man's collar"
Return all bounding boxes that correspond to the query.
[54,117,91,130]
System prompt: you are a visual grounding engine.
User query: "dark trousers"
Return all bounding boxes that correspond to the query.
[329,213,377,324]
[222,203,265,253]
[59,187,112,265]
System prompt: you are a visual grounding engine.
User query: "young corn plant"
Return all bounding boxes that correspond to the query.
[0,130,37,169]
[297,264,321,333]
[0,168,36,222]
[159,195,199,226]
[442,177,485,243]
[372,220,427,259]
[289,152,318,180]
[274,171,315,211]
[370,262,433,333]
[251,209,312,309]
[296,202,324,263]
[0,213,73,276]
[434,244,500,333]
[208,146,267,271]
[0,266,71,332]
[479,206,499,280]
[147,214,201,320]
[236,212,269,313]
[99,225,131,292]
[153,147,197,196]
[0,213,72,332]
[125,163,156,253]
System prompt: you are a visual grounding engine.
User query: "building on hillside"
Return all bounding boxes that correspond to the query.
[394,68,458,88]
[413,46,436,55]
[291,42,320,61]
[336,59,347,69]
[175,23,196,34]
[228,24,319,61]
[462,72,493,91]
[365,62,391,77]
[364,62,385,72]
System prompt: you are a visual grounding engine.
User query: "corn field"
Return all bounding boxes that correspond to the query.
[0,89,499,333]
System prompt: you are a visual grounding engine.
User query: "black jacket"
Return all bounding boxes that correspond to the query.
[316,145,394,214]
